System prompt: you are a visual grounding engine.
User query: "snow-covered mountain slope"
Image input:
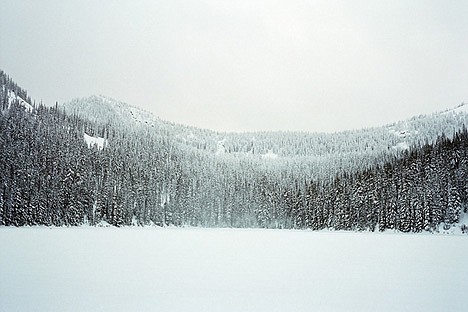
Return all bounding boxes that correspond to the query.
[65,95,158,127]
[83,133,107,150]
[64,95,217,152]
[64,95,468,178]
[2,70,467,231]
[7,90,33,112]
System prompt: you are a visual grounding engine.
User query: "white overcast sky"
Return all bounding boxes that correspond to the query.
[1,0,467,133]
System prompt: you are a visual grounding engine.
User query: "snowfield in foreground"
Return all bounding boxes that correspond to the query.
[0,228,467,312]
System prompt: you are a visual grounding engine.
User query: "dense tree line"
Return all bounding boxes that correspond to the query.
[66,95,468,183]
[0,70,466,232]
[287,128,468,232]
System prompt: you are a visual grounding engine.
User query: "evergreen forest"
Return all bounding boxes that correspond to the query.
[1,70,467,232]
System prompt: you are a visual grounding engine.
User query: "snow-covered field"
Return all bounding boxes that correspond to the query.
[0,228,467,312]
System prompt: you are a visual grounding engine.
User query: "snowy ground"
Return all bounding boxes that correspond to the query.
[0,228,467,312]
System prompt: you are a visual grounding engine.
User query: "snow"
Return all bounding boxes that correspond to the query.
[216,138,226,155]
[7,90,33,112]
[389,128,411,138]
[84,133,107,150]
[389,128,411,150]
[187,132,196,140]
[261,149,278,159]
[459,211,468,225]
[0,227,467,312]
[160,189,171,207]
[388,128,412,151]
[394,141,410,151]
[95,220,111,227]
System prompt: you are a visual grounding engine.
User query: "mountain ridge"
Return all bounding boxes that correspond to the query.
[63,94,468,173]
[1,69,467,232]
[65,94,468,136]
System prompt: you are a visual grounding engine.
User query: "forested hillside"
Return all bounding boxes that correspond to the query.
[289,129,468,232]
[1,70,467,232]
[65,95,468,182]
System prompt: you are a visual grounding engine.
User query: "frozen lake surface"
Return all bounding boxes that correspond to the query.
[0,227,467,312]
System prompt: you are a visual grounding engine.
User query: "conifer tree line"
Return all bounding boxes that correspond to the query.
[288,130,468,232]
[0,70,466,231]
[65,95,468,185]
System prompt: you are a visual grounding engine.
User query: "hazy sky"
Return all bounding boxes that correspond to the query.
[1,0,467,133]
